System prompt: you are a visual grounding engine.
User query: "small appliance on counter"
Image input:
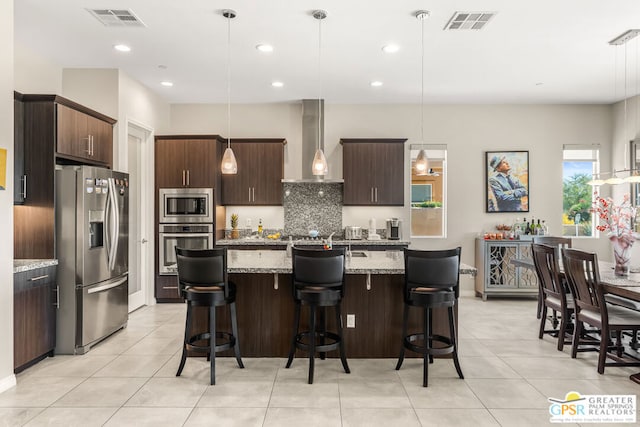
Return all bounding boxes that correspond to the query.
[367,217,381,240]
[345,226,362,240]
[386,218,402,240]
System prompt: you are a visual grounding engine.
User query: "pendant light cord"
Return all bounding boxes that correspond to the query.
[227,13,232,150]
[421,15,425,144]
[318,15,322,152]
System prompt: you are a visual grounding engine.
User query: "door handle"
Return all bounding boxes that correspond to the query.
[182,170,186,186]
[248,187,252,202]
[87,276,128,294]
[375,187,378,202]
[371,187,374,202]
[84,136,91,154]
[186,170,190,186]
[141,238,148,244]
[90,135,94,156]
[252,187,255,202]
[30,274,49,281]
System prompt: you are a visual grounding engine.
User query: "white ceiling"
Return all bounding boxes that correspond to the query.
[13,0,640,105]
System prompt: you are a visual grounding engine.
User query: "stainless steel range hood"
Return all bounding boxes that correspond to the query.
[281,99,343,183]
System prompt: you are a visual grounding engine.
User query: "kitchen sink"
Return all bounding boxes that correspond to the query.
[350,251,367,257]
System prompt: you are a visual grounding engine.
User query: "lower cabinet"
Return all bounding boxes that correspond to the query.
[474,238,538,300]
[14,266,57,372]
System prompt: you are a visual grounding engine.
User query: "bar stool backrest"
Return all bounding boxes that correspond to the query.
[561,248,605,316]
[291,247,345,289]
[175,247,229,298]
[403,248,461,300]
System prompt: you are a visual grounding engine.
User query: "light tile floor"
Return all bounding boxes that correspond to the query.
[1,297,639,426]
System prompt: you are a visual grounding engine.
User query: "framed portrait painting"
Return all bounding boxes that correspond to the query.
[485,151,529,213]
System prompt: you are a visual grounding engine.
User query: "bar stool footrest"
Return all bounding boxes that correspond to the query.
[404,333,455,356]
[295,331,341,353]
[186,331,236,354]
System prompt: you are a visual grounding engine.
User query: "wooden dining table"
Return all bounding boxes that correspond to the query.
[512,256,640,383]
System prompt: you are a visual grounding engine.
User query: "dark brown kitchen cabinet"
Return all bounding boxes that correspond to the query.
[56,102,114,166]
[341,138,406,206]
[14,93,25,204]
[14,265,57,372]
[155,136,224,188]
[221,139,286,205]
[14,95,116,260]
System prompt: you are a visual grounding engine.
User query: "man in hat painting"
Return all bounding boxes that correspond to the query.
[488,155,527,211]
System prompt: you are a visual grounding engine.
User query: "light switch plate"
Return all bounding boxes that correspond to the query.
[346,314,355,328]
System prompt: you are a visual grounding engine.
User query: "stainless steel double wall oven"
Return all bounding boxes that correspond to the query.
[158,188,214,275]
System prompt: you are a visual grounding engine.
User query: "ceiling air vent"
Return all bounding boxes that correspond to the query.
[444,12,496,30]
[87,9,146,27]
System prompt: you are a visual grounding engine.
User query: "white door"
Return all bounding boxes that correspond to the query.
[127,122,152,312]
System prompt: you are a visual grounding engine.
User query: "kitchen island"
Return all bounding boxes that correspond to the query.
[190,250,476,358]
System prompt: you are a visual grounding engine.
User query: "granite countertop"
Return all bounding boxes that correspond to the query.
[14,259,58,273]
[227,249,477,276]
[218,238,411,246]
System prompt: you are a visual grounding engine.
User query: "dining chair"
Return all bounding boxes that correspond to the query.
[561,248,640,374]
[531,236,572,320]
[531,243,574,350]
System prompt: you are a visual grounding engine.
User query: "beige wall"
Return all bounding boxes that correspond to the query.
[170,102,613,266]
[13,42,61,95]
[0,0,15,392]
[62,68,119,118]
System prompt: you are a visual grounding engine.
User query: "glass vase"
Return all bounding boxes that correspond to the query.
[611,236,632,276]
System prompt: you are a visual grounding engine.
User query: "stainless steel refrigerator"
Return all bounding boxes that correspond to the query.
[55,165,129,354]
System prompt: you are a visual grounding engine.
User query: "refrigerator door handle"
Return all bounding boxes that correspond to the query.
[87,276,128,294]
[108,178,119,271]
[104,182,113,268]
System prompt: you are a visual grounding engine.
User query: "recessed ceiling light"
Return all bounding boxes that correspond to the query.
[382,44,399,53]
[271,81,284,88]
[113,44,131,52]
[256,44,274,53]
[160,81,173,87]
[370,81,383,87]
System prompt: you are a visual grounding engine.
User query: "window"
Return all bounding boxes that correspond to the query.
[410,145,446,238]
[562,145,599,237]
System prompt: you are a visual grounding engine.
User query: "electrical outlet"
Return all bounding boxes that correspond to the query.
[346,314,356,328]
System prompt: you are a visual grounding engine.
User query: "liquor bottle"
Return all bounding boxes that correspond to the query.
[286,236,293,258]
[257,219,263,237]
[525,220,531,235]
[535,219,542,235]
[541,220,548,236]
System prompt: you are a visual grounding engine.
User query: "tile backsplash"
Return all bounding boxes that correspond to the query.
[283,183,343,237]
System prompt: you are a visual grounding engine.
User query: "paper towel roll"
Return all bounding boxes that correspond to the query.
[369,218,376,230]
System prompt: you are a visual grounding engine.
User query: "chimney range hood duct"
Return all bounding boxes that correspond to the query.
[282,99,343,183]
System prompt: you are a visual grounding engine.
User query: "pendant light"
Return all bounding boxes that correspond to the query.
[414,11,430,176]
[220,9,238,175]
[311,10,329,176]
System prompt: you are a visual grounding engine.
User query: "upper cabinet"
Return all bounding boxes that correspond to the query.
[221,139,286,205]
[155,136,224,188]
[56,104,113,166]
[15,94,116,259]
[341,138,406,206]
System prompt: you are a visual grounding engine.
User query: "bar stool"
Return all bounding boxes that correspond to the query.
[285,247,350,384]
[395,247,464,387]
[175,247,244,385]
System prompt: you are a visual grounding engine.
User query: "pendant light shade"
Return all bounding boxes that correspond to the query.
[221,9,238,175]
[312,10,328,177]
[414,149,429,175]
[221,146,237,174]
[312,148,328,175]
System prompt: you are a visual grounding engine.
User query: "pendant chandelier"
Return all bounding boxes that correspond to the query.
[220,9,238,175]
[414,11,431,176]
[311,10,329,176]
